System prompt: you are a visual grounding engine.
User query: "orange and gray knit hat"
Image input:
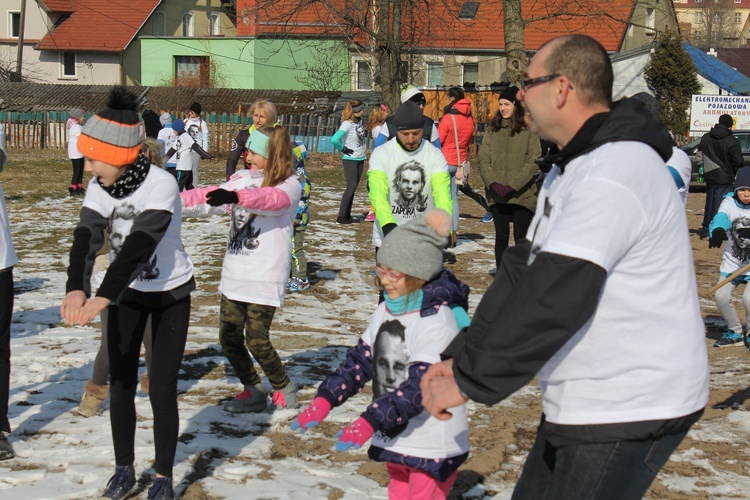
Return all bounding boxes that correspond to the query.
[77,86,141,167]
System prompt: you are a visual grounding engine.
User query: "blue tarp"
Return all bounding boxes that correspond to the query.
[683,42,750,95]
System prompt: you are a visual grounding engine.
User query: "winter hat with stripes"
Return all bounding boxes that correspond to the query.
[78,86,141,167]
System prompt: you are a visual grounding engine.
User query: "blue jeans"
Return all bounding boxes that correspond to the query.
[702,185,732,231]
[511,427,689,499]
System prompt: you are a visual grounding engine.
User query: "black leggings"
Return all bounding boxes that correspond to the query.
[0,267,12,433]
[458,183,490,213]
[338,159,364,219]
[108,288,190,477]
[491,203,533,268]
[70,158,84,186]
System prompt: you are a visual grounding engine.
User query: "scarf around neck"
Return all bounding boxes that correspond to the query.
[99,152,151,199]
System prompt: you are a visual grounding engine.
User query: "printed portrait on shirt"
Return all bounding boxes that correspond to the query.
[188,124,201,142]
[733,217,750,262]
[227,203,260,254]
[373,319,409,398]
[392,161,427,213]
[355,122,366,148]
[108,202,160,280]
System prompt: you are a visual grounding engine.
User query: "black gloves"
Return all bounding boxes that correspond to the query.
[736,227,750,239]
[382,223,397,237]
[206,188,239,207]
[342,147,354,156]
[709,228,728,249]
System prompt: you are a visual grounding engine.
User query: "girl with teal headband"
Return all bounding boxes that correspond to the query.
[180,125,302,412]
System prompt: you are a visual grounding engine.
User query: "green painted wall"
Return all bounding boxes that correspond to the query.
[140,37,350,90]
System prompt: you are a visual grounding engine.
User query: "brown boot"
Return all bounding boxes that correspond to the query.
[74,380,109,417]
[139,373,150,394]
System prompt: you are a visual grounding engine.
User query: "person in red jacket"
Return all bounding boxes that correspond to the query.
[438,88,490,237]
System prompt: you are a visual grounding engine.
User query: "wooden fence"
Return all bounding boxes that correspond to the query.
[0,111,369,154]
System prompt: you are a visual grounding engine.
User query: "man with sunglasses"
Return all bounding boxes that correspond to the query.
[374,85,441,149]
[422,35,709,499]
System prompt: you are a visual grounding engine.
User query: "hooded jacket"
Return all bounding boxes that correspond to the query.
[477,119,542,211]
[699,123,744,187]
[437,99,475,165]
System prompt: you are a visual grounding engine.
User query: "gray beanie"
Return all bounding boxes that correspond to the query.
[159,112,172,126]
[69,108,84,120]
[377,209,451,281]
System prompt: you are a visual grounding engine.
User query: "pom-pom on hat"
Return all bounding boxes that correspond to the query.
[377,209,451,281]
[719,114,734,128]
[735,167,750,192]
[159,112,172,126]
[392,101,424,131]
[189,102,202,115]
[77,86,141,167]
[499,86,519,105]
[172,119,185,134]
[400,85,425,104]
[69,108,84,120]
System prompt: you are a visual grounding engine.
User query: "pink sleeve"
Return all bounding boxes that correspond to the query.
[180,186,217,207]
[236,186,291,211]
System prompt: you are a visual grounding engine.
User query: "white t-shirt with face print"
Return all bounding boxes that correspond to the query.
[83,166,194,293]
[361,303,469,460]
[527,141,709,426]
[368,139,449,247]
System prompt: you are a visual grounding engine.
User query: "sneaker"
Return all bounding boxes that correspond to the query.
[697,228,709,239]
[335,216,353,225]
[0,433,14,461]
[100,464,136,500]
[714,330,744,348]
[287,277,311,293]
[68,186,77,197]
[147,476,174,500]
[481,212,493,222]
[272,382,299,409]
[224,384,268,413]
[365,211,376,222]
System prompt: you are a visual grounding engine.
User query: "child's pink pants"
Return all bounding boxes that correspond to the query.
[386,462,458,499]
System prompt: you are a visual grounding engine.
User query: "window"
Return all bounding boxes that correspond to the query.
[8,11,19,38]
[695,30,702,40]
[696,12,703,23]
[645,8,655,34]
[355,61,372,90]
[736,0,742,3]
[714,13,721,24]
[427,62,442,86]
[462,63,478,85]
[152,11,165,36]
[209,12,221,36]
[182,12,194,37]
[175,56,209,86]
[61,52,76,78]
[736,13,743,23]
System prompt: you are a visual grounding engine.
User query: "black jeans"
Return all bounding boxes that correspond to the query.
[491,203,533,268]
[512,427,689,499]
[108,288,190,477]
[338,159,364,219]
[0,267,12,433]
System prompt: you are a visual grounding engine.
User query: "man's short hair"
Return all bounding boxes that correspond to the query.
[541,35,613,106]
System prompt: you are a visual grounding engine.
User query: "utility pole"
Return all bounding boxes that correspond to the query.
[14,0,27,82]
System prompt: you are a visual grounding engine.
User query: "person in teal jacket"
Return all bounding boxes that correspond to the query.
[332,99,367,224]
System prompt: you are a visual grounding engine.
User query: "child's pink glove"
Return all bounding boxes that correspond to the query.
[334,417,374,451]
[291,397,332,433]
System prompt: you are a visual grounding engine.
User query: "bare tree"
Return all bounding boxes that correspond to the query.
[688,0,738,48]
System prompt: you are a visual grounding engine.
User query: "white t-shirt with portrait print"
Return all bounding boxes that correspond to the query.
[368,139,449,247]
[360,302,469,460]
[181,169,301,308]
[173,131,197,172]
[527,141,709,426]
[83,165,194,293]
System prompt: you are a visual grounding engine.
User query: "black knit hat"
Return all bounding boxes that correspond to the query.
[719,114,734,128]
[189,102,202,115]
[392,101,424,131]
[499,86,519,104]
